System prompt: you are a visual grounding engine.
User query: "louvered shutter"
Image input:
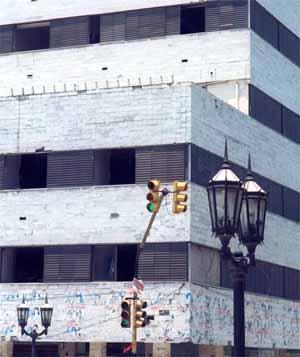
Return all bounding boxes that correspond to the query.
[206,1,221,32]
[206,0,248,32]
[100,13,126,43]
[50,16,89,48]
[44,245,92,282]
[282,107,300,144]
[191,145,222,186]
[138,243,188,281]
[0,25,14,53]
[47,150,95,187]
[249,85,281,134]
[135,145,186,184]
[139,8,165,38]
[282,187,300,222]
[166,6,181,35]
[0,155,5,189]
[14,343,59,357]
[284,268,300,300]
[250,1,278,49]
[125,11,140,41]
[279,23,300,66]
[254,174,283,216]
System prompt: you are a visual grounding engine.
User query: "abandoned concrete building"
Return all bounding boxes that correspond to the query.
[0,0,299,356]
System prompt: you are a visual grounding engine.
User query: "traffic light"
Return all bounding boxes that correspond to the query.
[121,299,131,328]
[173,181,188,214]
[146,180,160,213]
[135,299,147,328]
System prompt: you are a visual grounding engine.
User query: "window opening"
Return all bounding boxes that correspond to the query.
[180,5,205,34]
[110,149,135,185]
[15,22,50,52]
[117,245,137,281]
[89,15,100,44]
[93,245,116,281]
[15,247,44,283]
[19,153,47,189]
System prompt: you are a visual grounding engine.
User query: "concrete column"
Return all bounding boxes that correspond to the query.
[199,345,225,357]
[153,343,170,357]
[89,342,106,357]
[0,341,13,357]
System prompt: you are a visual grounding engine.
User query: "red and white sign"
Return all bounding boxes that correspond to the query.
[131,278,144,295]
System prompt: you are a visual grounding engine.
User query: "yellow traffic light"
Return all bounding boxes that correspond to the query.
[121,299,131,328]
[135,299,147,328]
[173,181,188,214]
[146,179,160,213]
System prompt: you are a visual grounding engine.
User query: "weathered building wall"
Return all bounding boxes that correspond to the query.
[0,282,191,343]
[191,284,300,349]
[0,281,298,348]
[256,0,300,36]
[190,184,300,271]
[251,32,300,115]
[191,85,300,192]
[0,185,189,247]
[0,183,297,271]
[0,0,206,26]
[0,30,250,95]
[0,83,298,192]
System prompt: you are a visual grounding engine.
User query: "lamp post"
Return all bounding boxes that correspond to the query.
[17,295,53,357]
[207,143,267,357]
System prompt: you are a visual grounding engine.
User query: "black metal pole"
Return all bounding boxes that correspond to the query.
[231,263,246,357]
[31,334,37,357]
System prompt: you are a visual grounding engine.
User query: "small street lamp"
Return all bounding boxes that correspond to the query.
[207,143,267,357]
[17,295,53,357]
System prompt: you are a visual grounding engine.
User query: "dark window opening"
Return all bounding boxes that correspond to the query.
[19,153,47,189]
[117,245,137,281]
[14,23,50,52]
[89,15,100,44]
[15,248,44,283]
[93,245,116,281]
[181,6,205,34]
[110,149,135,185]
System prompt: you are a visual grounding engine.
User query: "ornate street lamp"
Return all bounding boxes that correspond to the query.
[239,155,267,265]
[207,142,244,253]
[17,295,53,357]
[206,143,267,357]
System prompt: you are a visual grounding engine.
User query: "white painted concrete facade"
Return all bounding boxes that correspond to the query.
[0,282,298,349]
[0,0,299,354]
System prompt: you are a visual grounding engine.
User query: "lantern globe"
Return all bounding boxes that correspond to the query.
[207,159,243,248]
[239,170,267,260]
[17,298,29,330]
[40,296,53,331]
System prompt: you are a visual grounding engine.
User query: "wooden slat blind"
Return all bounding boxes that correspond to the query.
[0,25,14,53]
[44,245,92,282]
[50,16,89,48]
[135,145,186,184]
[138,243,188,281]
[47,150,95,187]
[165,6,181,36]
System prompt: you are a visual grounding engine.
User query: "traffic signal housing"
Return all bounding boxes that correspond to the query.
[121,299,131,328]
[173,181,188,214]
[146,180,160,213]
[135,299,147,328]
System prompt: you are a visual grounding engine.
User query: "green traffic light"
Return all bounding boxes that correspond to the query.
[147,202,155,213]
[121,319,130,328]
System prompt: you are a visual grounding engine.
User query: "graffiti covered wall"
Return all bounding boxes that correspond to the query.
[0,282,191,344]
[191,284,300,349]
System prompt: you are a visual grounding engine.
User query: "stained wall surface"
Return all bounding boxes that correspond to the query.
[0,282,298,349]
